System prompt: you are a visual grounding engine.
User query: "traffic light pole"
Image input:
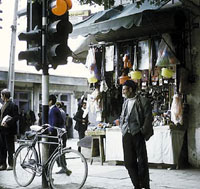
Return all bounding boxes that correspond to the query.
[41,0,49,188]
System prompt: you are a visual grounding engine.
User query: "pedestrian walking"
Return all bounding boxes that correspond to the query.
[56,101,66,128]
[0,89,19,171]
[19,109,28,137]
[119,80,153,189]
[66,113,73,138]
[56,101,67,154]
[73,101,89,152]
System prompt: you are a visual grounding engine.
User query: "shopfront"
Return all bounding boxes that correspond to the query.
[71,0,192,167]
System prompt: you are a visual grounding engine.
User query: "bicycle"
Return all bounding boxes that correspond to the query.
[13,124,88,189]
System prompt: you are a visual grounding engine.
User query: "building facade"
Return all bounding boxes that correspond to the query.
[0,67,90,124]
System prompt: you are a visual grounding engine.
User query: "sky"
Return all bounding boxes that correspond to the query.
[0,0,103,77]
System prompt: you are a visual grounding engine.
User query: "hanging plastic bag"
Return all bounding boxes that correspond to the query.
[86,48,99,83]
[170,94,183,125]
[156,34,179,67]
[100,80,108,92]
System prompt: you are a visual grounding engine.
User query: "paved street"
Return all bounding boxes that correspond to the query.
[0,139,199,189]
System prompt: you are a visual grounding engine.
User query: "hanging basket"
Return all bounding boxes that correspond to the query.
[88,76,98,83]
[119,76,130,85]
[130,71,142,80]
[161,68,174,78]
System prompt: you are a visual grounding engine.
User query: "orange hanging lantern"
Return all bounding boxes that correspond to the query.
[119,75,131,85]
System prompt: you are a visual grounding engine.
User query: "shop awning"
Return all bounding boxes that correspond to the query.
[70,0,185,42]
[69,0,187,62]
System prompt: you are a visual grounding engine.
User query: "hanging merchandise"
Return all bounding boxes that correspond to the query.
[88,76,98,83]
[131,44,142,80]
[171,94,183,125]
[161,68,174,78]
[123,54,132,69]
[86,48,98,83]
[90,88,103,122]
[105,45,114,72]
[138,40,150,70]
[130,70,142,80]
[119,75,131,84]
[100,80,108,92]
[114,44,120,88]
[156,33,180,67]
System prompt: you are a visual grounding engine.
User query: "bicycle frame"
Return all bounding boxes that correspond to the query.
[14,124,88,189]
[17,125,68,177]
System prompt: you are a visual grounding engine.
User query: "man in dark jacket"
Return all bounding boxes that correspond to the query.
[120,80,153,189]
[48,94,64,154]
[73,102,89,152]
[0,89,19,171]
[48,95,71,175]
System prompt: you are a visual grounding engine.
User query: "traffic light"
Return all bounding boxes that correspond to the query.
[47,0,73,69]
[18,0,42,71]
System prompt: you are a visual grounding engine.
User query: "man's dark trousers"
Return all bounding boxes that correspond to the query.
[123,132,150,189]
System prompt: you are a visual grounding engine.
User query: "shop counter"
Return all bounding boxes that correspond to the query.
[106,127,124,162]
[146,125,185,165]
[105,126,185,165]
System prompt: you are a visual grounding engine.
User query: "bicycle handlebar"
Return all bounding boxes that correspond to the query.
[30,124,66,136]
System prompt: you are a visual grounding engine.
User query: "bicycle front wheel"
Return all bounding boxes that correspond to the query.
[13,144,38,187]
[49,148,88,189]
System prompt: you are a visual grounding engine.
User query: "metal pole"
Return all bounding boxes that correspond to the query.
[41,0,49,187]
[7,0,18,99]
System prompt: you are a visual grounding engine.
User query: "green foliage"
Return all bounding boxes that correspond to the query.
[78,0,115,9]
[77,0,169,9]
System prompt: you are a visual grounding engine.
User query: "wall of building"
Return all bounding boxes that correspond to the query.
[0,70,90,138]
[187,15,200,167]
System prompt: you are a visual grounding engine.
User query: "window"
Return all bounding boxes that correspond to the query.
[61,94,68,101]
[19,93,28,100]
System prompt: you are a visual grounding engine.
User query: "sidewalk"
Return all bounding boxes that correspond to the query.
[0,139,199,189]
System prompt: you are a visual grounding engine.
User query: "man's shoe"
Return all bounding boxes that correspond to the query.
[7,166,13,171]
[66,168,72,176]
[56,168,72,176]
[0,165,7,171]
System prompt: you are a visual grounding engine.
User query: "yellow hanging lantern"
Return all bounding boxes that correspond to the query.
[88,76,98,84]
[161,68,174,78]
[130,71,142,80]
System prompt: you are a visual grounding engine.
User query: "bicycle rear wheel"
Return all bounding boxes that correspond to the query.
[49,148,88,189]
[13,144,38,187]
